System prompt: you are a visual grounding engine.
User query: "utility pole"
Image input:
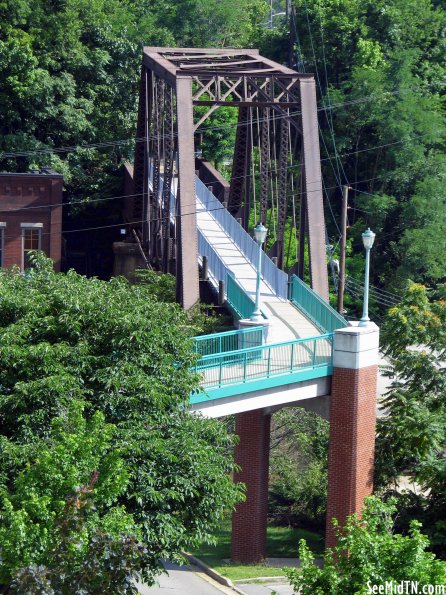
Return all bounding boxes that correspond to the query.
[288,2,296,68]
[337,185,348,314]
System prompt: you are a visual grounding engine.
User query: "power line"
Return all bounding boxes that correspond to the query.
[2,83,441,160]
[0,159,403,215]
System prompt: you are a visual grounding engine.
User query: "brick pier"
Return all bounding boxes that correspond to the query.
[231,409,271,563]
[326,323,379,548]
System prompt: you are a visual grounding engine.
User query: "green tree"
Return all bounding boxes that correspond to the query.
[375,282,446,553]
[0,0,269,210]
[1,400,147,592]
[274,0,446,293]
[285,497,446,594]
[269,408,328,529]
[0,255,243,588]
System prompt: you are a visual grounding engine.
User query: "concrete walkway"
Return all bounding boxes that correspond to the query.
[196,191,320,343]
[237,583,294,595]
[138,561,236,595]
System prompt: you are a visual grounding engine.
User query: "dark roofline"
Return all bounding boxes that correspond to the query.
[0,168,63,179]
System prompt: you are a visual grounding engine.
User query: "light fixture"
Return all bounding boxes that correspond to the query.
[362,228,376,250]
[253,223,268,245]
[359,228,376,327]
[251,223,268,323]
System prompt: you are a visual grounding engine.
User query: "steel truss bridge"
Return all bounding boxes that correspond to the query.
[124,47,348,410]
[122,48,379,564]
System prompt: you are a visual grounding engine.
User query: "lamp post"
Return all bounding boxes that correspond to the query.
[251,223,268,323]
[359,228,376,327]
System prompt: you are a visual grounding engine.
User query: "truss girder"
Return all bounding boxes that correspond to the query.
[276,116,289,269]
[228,107,250,217]
[131,47,329,309]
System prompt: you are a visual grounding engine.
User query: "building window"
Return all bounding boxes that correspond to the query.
[21,224,43,270]
[0,223,5,268]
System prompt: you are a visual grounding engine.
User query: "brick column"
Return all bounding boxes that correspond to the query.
[231,408,271,563]
[326,323,379,549]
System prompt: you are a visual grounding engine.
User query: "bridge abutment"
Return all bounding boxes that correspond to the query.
[326,323,379,548]
[231,408,271,563]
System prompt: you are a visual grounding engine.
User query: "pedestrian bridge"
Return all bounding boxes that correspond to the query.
[176,176,350,416]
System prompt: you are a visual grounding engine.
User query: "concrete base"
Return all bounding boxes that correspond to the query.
[238,318,272,343]
[113,242,146,282]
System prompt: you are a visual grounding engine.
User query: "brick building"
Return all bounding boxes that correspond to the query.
[0,169,63,271]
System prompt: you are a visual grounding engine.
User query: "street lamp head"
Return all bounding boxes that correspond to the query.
[254,223,268,245]
[362,228,376,250]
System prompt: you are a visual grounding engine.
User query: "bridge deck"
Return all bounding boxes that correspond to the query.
[195,188,321,342]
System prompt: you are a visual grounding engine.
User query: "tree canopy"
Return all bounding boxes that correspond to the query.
[375,281,446,554]
[0,0,269,206]
[285,497,446,594]
[284,0,446,289]
[0,255,243,589]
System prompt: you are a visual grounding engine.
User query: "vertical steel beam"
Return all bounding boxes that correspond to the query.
[133,67,151,224]
[299,77,329,300]
[151,77,163,260]
[276,115,289,269]
[298,161,306,280]
[175,76,200,310]
[228,107,250,219]
[162,85,175,272]
[259,108,269,226]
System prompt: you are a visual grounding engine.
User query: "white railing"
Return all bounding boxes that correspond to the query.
[197,230,227,288]
[195,177,288,300]
[148,163,288,301]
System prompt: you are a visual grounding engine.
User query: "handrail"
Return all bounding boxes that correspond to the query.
[197,230,227,287]
[289,275,349,333]
[194,333,333,390]
[195,177,288,300]
[197,332,333,360]
[197,231,259,321]
[226,272,256,320]
[194,326,263,357]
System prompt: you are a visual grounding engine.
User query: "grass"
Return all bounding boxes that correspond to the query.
[192,520,324,581]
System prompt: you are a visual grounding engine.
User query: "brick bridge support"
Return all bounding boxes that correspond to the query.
[231,408,271,563]
[326,323,379,549]
[230,323,379,561]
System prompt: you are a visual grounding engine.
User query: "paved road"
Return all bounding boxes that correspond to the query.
[237,582,294,595]
[138,561,235,595]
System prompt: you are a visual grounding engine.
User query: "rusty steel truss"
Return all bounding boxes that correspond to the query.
[131,47,329,309]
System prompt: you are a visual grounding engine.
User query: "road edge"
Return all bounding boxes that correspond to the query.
[183,553,248,595]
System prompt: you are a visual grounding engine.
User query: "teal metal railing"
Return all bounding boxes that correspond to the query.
[289,275,349,333]
[226,272,257,320]
[194,326,263,357]
[193,333,333,393]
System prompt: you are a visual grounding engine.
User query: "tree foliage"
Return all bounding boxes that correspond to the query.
[375,282,446,554]
[266,0,446,290]
[0,0,269,206]
[269,408,328,529]
[0,255,243,589]
[285,497,446,594]
[1,401,147,593]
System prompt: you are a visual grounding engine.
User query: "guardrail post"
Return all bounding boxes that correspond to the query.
[218,280,225,306]
[267,347,271,377]
[326,322,379,549]
[201,255,209,281]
